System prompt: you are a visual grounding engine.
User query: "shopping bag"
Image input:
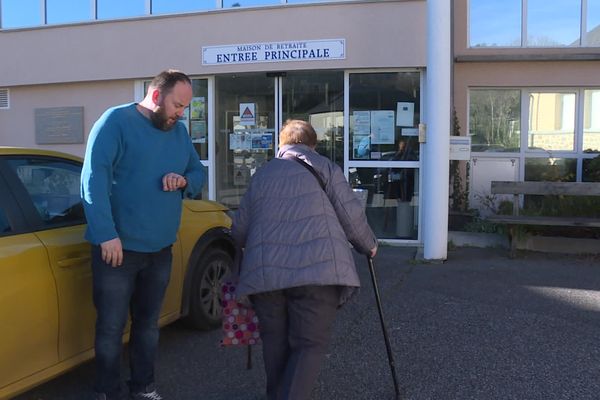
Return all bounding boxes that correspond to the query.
[220,280,261,347]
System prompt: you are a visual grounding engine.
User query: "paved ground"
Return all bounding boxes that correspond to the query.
[15,246,600,400]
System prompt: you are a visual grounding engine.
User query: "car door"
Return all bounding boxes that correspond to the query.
[3,156,95,362]
[0,160,59,396]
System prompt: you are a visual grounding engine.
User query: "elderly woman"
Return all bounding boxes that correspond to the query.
[231,119,377,400]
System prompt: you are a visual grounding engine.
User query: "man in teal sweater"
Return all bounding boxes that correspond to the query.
[81,70,204,400]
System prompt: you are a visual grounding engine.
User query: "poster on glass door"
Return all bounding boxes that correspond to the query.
[239,103,256,126]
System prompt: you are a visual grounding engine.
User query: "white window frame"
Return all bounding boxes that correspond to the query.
[468,86,600,183]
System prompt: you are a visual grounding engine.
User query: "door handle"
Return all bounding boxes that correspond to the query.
[57,256,92,268]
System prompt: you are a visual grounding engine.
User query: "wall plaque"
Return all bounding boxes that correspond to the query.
[35,106,84,144]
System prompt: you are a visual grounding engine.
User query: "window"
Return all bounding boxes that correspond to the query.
[469,0,598,47]
[528,92,576,151]
[469,0,521,47]
[223,0,280,7]
[97,0,145,20]
[527,0,581,46]
[469,89,521,152]
[349,72,420,162]
[584,0,600,46]
[470,88,599,214]
[1,0,42,28]
[189,79,209,161]
[348,71,421,241]
[0,207,11,234]
[47,0,90,24]
[282,71,344,168]
[348,167,418,240]
[583,89,600,153]
[151,0,214,14]
[215,73,275,209]
[7,158,85,227]
[524,157,576,181]
[583,156,600,181]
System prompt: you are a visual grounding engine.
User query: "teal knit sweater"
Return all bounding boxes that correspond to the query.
[81,103,205,252]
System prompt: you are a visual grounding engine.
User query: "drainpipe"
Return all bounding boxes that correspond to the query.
[422,0,451,261]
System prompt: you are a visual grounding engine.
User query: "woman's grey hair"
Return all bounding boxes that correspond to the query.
[279,119,317,147]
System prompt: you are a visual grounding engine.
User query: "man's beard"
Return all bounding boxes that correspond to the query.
[150,106,176,131]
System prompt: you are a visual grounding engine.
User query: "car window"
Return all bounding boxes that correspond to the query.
[0,206,12,234]
[6,157,85,227]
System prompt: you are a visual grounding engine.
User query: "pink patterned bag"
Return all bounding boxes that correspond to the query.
[220,280,261,347]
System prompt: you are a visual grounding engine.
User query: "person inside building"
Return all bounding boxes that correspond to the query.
[231,119,378,400]
[81,69,204,400]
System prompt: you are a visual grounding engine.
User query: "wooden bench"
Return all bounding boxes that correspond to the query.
[487,181,600,257]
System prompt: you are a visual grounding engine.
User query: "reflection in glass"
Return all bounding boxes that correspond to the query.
[528,92,576,151]
[1,0,42,28]
[0,207,11,234]
[7,158,84,226]
[188,79,209,160]
[47,0,90,24]
[524,158,576,181]
[469,0,521,47]
[282,71,344,169]
[348,167,418,240]
[215,74,275,209]
[525,158,599,217]
[469,89,521,152]
[585,0,600,46]
[527,0,581,46]
[583,90,600,153]
[98,0,145,19]
[152,0,214,14]
[223,0,280,7]
[583,157,600,182]
[349,72,420,162]
[193,165,209,200]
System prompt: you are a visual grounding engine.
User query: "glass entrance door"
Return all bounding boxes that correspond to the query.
[215,73,275,208]
[213,70,421,243]
[281,70,345,169]
[347,71,421,240]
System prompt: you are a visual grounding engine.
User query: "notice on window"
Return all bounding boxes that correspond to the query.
[370,110,395,144]
[191,120,206,142]
[396,102,414,127]
[251,132,274,149]
[353,135,370,159]
[239,103,256,126]
[191,97,206,120]
[229,133,252,150]
[353,111,371,136]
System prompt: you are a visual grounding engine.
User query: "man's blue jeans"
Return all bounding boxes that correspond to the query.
[91,245,172,398]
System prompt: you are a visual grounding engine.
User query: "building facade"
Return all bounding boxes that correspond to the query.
[453,0,600,217]
[1,0,598,252]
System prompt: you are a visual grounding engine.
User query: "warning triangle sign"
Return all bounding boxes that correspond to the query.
[242,107,254,118]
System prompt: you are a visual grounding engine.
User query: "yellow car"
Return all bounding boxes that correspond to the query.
[0,147,234,400]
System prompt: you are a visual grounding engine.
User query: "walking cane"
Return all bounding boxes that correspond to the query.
[367,255,401,400]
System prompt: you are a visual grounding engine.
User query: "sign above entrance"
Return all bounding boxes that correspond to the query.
[202,39,345,65]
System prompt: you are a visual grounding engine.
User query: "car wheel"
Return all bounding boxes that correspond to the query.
[184,247,232,330]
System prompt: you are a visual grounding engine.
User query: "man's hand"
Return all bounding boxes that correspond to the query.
[100,237,123,267]
[162,172,187,192]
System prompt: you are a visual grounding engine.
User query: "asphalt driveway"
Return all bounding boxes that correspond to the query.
[15,246,600,400]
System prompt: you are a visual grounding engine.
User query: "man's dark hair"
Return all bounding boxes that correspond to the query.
[149,69,191,96]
